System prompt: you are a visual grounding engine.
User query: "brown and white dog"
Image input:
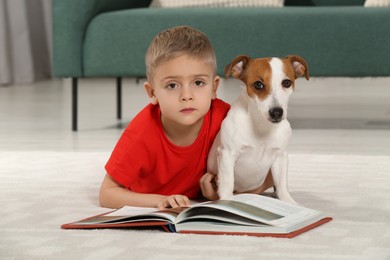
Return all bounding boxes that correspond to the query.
[207,55,309,203]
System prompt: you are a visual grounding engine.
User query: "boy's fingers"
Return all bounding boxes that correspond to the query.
[176,195,190,207]
[200,173,219,201]
[167,195,190,208]
[157,200,170,210]
[200,176,210,195]
[200,173,210,184]
[199,173,208,183]
[201,173,218,193]
[168,197,179,208]
[200,173,212,188]
[158,195,191,210]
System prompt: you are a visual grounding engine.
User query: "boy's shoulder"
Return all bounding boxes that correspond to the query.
[125,103,160,133]
[211,98,230,118]
[212,98,230,108]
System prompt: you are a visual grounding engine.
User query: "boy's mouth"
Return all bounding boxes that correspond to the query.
[180,108,196,113]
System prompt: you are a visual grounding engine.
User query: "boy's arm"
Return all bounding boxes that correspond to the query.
[99,174,190,209]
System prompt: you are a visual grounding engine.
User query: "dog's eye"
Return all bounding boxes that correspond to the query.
[253,81,264,90]
[282,79,292,88]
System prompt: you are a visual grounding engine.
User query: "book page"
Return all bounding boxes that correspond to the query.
[232,194,302,215]
[76,206,178,225]
[106,206,157,216]
[230,194,321,226]
[108,206,180,223]
[177,194,322,227]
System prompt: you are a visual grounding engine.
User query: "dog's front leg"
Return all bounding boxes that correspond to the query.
[217,148,236,199]
[271,151,297,204]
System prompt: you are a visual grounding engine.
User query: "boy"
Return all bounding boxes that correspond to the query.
[99,26,230,209]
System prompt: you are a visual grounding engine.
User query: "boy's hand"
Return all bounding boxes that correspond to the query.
[157,195,190,210]
[200,172,219,201]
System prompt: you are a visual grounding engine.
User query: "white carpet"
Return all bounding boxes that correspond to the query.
[0,151,389,259]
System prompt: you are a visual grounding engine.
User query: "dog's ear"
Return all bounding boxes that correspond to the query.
[285,55,309,80]
[224,55,251,80]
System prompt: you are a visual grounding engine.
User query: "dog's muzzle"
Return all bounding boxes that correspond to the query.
[269,107,283,123]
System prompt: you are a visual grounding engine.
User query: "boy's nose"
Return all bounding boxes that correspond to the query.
[180,87,193,101]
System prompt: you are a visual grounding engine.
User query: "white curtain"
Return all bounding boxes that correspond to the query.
[0,0,52,86]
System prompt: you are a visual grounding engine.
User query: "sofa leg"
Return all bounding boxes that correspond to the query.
[72,78,78,131]
[116,77,122,120]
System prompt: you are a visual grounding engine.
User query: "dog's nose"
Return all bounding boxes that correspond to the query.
[269,107,283,122]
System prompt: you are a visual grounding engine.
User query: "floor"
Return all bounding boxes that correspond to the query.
[1,77,390,155]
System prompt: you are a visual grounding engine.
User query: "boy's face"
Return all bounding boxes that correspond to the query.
[144,54,219,132]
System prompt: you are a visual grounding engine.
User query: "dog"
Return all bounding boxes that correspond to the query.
[207,55,309,203]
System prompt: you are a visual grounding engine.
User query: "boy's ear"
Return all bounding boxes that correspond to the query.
[212,75,220,100]
[144,81,158,105]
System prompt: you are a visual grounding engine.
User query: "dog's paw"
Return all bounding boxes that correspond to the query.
[217,178,235,200]
[277,192,298,204]
[218,190,234,200]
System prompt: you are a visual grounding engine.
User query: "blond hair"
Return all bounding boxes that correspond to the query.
[145,25,217,81]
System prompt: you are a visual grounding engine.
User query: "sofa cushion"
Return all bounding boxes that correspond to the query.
[150,0,283,7]
[82,7,390,77]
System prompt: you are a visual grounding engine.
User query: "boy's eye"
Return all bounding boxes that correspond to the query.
[194,80,205,87]
[166,83,178,89]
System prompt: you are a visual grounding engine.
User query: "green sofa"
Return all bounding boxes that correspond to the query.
[52,0,390,130]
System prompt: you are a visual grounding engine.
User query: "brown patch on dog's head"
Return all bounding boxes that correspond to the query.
[224,55,273,100]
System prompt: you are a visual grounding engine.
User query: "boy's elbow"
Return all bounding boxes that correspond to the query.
[99,173,116,208]
[98,186,108,208]
[99,173,128,209]
[99,182,113,208]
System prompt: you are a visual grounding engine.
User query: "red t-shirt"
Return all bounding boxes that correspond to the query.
[105,98,230,199]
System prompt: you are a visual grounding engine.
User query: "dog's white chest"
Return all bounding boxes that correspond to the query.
[233,133,286,192]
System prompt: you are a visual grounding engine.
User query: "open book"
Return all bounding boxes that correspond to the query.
[62,194,332,238]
